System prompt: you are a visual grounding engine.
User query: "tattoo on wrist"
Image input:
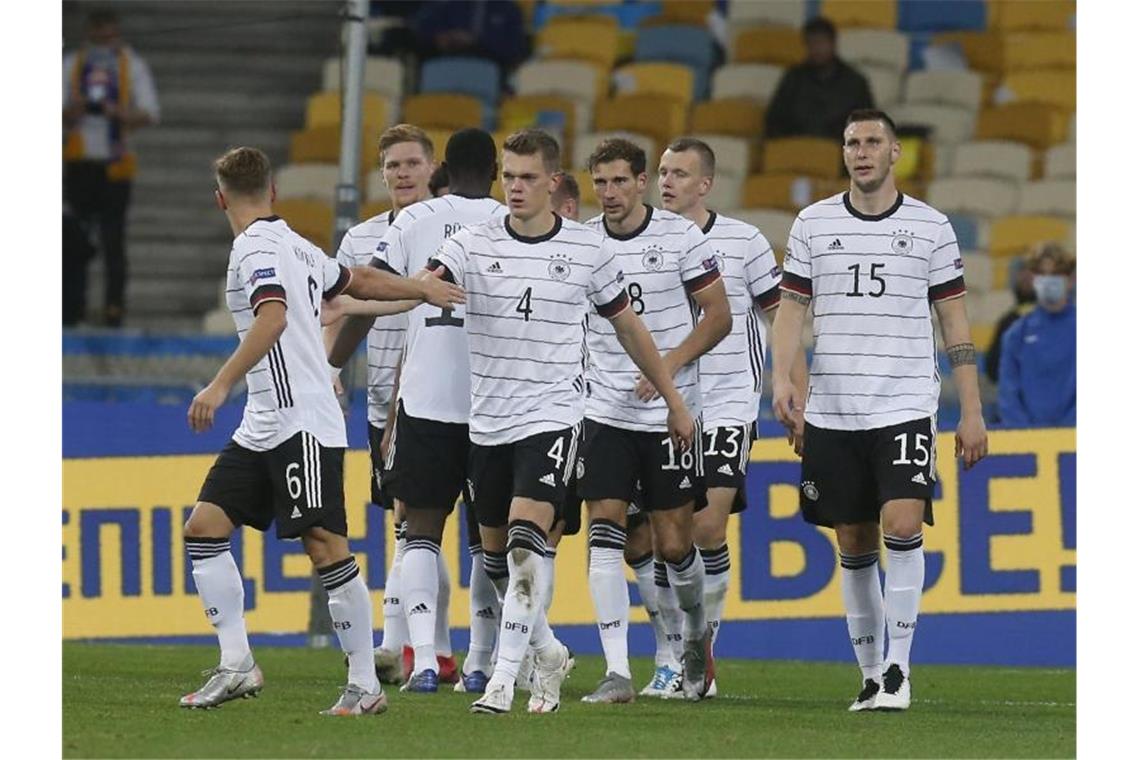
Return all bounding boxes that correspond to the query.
[947,343,976,368]
[781,290,810,306]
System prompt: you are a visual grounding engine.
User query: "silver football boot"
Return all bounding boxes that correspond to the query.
[580,671,635,704]
[321,684,389,715]
[180,662,264,708]
[681,627,713,701]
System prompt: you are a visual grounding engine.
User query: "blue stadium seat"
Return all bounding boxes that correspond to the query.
[946,212,981,252]
[634,25,715,100]
[898,0,987,32]
[419,56,501,108]
[532,2,661,31]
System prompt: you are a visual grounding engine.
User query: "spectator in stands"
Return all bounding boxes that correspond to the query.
[412,1,529,70]
[997,243,1076,428]
[63,195,96,327]
[985,256,1037,386]
[429,163,449,197]
[63,8,159,327]
[551,171,580,221]
[764,17,874,141]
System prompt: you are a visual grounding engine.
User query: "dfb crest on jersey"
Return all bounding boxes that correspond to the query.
[802,481,820,501]
[642,246,665,271]
[548,253,571,281]
[891,230,914,255]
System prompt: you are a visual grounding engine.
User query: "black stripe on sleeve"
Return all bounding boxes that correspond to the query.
[323,264,352,300]
[370,257,399,275]
[427,258,456,283]
[595,290,630,318]
[780,271,812,296]
[250,284,286,311]
[754,284,781,311]
[683,269,721,294]
[929,275,966,303]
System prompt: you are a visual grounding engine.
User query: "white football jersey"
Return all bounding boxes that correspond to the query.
[782,192,966,431]
[336,211,405,428]
[225,216,352,451]
[372,195,506,424]
[583,205,720,432]
[698,212,782,429]
[432,213,629,446]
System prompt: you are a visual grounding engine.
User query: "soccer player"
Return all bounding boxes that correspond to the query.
[551,171,580,221]
[180,146,463,714]
[770,109,988,712]
[322,123,458,685]
[332,128,507,694]
[651,137,809,696]
[579,137,731,703]
[428,128,694,715]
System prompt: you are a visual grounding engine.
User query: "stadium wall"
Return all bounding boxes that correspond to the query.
[62,401,1075,667]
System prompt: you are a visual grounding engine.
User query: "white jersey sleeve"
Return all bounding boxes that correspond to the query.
[928,218,967,302]
[372,216,412,276]
[780,214,812,298]
[679,222,721,294]
[234,237,287,313]
[432,231,469,284]
[742,230,782,310]
[587,239,630,314]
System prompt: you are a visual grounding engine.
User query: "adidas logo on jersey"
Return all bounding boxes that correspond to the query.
[679,476,692,489]
[717,464,734,476]
[828,238,844,250]
[911,472,927,485]
[540,473,557,487]
[487,261,502,273]
[408,603,430,615]
[290,505,302,519]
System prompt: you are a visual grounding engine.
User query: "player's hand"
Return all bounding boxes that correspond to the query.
[321,295,347,326]
[634,354,677,401]
[955,411,988,470]
[772,378,803,434]
[418,270,465,309]
[188,380,228,433]
[788,406,805,457]
[666,402,695,454]
[380,424,394,462]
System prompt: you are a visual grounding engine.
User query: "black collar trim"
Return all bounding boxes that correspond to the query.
[247,214,281,230]
[505,212,562,244]
[843,191,903,222]
[604,204,653,240]
[701,210,717,234]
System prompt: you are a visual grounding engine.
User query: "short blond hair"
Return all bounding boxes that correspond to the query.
[214,146,271,198]
[378,123,434,163]
[1026,241,1076,276]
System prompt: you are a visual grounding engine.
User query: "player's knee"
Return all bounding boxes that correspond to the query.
[693,518,726,549]
[835,523,879,555]
[302,527,348,567]
[882,516,922,541]
[183,502,229,539]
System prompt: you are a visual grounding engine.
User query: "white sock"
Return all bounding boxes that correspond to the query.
[488,522,551,690]
[187,538,251,671]
[884,533,925,674]
[320,557,380,693]
[541,547,557,612]
[401,537,440,675]
[587,520,630,678]
[840,550,885,682]
[465,547,500,676]
[378,520,408,653]
[655,560,685,664]
[435,550,452,658]
[700,545,731,645]
[630,552,673,669]
[666,546,707,642]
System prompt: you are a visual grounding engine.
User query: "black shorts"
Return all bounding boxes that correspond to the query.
[700,423,753,514]
[555,472,584,536]
[367,423,393,510]
[800,416,937,529]
[577,419,702,512]
[383,400,468,511]
[198,432,346,539]
[468,424,581,529]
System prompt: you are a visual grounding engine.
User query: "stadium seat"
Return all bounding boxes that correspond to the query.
[969,289,1016,328]
[732,25,805,66]
[321,56,404,101]
[947,213,982,252]
[1044,143,1076,180]
[573,131,658,173]
[359,199,394,222]
[949,141,1034,183]
[1067,112,1076,142]
[274,164,342,203]
[1002,31,1077,71]
[926,177,1019,218]
[515,58,606,103]
[289,125,383,174]
[741,173,813,211]
[536,17,621,69]
[612,62,695,105]
[593,94,687,158]
[305,91,389,130]
[532,1,654,31]
[728,208,796,253]
[763,137,841,179]
[897,0,986,32]
[401,94,484,132]
[891,103,977,144]
[811,178,849,203]
[419,57,501,109]
[975,103,1069,150]
[727,0,805,27]
[648,0,715,26]
[838,29,909,72]
[1000,71,1077,111]
[988,0,1075,32]
[987,215,1072,258]
[690,98,766,141]
[688,134,751,181]
[858,64,902,108]
[499,94,579,155]
[960,251,993,292]
[711,62,785,103]
[274,199,333,252]
[634,25,716,100]
[929,30,1006,74]
[1015,180,1075,218]
[903,70,983,111]
[820,0,897,29]
[706,175,744,210]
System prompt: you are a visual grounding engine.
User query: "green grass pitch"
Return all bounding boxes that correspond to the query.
[63,643,1074,758]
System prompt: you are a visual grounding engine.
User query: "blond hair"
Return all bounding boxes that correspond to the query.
[214,146,271,198]
[378,123,434,163]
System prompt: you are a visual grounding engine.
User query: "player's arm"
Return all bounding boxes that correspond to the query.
[380,347,405,461]
[189,301,286,433]
[322,294,417,325]
[609,306,695,452]
[933,294,988,469]
[343,265,463,309]
[760,296,810,453]
[771,289,809,431]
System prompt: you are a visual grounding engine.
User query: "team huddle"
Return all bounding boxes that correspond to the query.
[180,108,988,717]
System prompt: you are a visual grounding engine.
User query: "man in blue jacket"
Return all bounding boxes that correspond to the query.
[998,243,1076,427]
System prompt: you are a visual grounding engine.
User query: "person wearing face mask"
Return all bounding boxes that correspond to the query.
[63,9,160,327]
[985,257,1037,387]
[997,243,1076,428]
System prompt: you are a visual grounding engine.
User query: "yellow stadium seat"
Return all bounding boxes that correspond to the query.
[1002,71,1076,111]
[690,98,766,141]
[931,31,1006,74]
[593,95,687,160]
[820,0,897,29]
[988,215,1072,258]
[571,168,599,207]
[612,62,695,106]
[650,0,715,26]
[1001,32,1076,72]
[499,94,579,154]
[732,25,805,66]
[763,137,841,179]
[988,0,1074,31]
[275,199,334,253]
[536,17,621,69]
[401,94,483,132]
[970,324,995,351]
[289,125,382,174]
[975,104,1070,150]
[305,91,388,130]
[741,173,814,211]
[359,199,393,222]
[811,177,848,202]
